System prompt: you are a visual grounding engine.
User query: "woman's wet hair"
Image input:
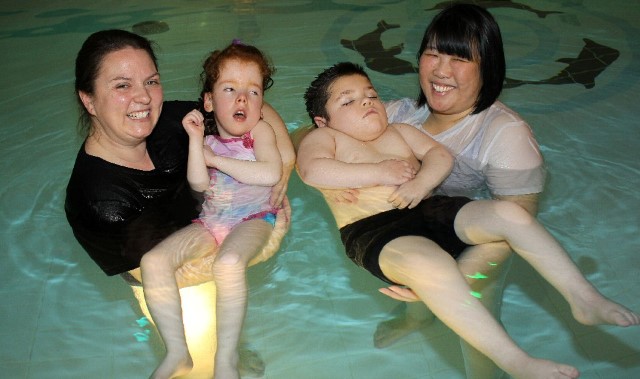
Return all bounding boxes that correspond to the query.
[416,3,505,114]
[199,41,275,135]
[74,29,158,136]
[304,62,370,125]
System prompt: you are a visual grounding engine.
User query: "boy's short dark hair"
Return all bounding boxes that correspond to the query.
[304,62,370,125]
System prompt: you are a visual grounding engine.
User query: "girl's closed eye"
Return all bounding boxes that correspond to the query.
[342,99,354,106]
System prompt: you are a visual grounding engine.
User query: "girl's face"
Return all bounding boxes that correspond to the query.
[79,47,163,145]
[204,59,263,138]
[315,74,388,142]
[418,48,481,118]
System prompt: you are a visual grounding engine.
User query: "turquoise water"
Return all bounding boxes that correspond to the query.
[1,1,639,378]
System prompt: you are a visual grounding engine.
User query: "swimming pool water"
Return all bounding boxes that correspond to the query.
[1,1,639,378]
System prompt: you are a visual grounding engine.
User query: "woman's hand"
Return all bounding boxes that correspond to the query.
[269,162,293,208]
[378,285,421,302]
[321,188,361,204]
[248,196,292,266]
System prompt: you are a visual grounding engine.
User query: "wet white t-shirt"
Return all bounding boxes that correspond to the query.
[385,98,545,199]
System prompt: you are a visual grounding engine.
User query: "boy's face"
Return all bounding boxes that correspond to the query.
[314,74,388,142]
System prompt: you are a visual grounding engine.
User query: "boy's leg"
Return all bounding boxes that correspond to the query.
[454,200,639,328]
[457,242,513,379]
[378,235,579,379]
[140,223,217,379]
[212,219,273,379]
[373,241,512,353]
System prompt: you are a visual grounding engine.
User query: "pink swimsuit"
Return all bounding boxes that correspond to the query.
[196,132,277,243]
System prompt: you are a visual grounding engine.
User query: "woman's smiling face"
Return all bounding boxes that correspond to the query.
[80,47,163,145]
[418,48,482,118]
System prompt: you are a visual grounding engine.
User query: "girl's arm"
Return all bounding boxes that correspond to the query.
[204,120,282,186]
[183,110,210,192]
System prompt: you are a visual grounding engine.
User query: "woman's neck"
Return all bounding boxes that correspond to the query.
[85,132,154,171]
[423,108,473,136]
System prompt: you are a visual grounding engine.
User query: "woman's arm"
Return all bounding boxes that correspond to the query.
[485,120,545,213]
[262,102,295,206]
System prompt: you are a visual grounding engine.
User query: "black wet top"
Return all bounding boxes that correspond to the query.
[65,101,201,275]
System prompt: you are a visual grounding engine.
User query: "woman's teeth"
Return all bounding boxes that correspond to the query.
[128,111,149,119]
[433,83,453,93]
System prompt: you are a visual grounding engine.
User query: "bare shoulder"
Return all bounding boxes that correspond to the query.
[297,126,335,153]
[389,122,438,149]
[390,122,426,139]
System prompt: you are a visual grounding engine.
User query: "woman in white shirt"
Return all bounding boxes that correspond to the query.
[376,4,545,379]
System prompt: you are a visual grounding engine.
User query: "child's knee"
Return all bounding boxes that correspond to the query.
[212,252,245,276]
[140,249,167,270]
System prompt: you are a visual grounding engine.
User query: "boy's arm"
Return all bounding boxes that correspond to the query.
[388,123,453,208]
[183,110,211,192]
[204,120,282,186]
[296,128,415,189]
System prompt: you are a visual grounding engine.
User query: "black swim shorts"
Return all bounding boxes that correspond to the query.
[339,195,472,284]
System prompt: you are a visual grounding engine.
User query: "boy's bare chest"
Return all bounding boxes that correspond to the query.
[335,132,414,164]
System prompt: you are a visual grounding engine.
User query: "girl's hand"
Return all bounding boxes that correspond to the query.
[182,109,205,139]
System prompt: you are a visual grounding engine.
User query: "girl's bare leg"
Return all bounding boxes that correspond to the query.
[379,236,580,379]
[455,200,640,328]
[212,219,272,379]
[140,223,218,379]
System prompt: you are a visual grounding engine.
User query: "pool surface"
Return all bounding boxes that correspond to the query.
[1,1,639,378]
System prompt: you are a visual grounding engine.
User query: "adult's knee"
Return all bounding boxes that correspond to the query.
[492,200,534,225]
